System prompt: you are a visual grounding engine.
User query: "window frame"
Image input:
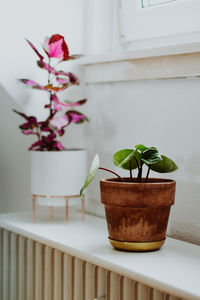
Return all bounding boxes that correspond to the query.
[119,0,200,51]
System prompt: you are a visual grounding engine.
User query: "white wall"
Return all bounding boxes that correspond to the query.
[0,0,85,212]
[82,78,200,246]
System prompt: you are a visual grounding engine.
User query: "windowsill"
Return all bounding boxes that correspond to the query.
[0,211,200,300]
[80,43,200,83]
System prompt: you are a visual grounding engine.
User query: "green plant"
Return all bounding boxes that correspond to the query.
[80,144,178,196]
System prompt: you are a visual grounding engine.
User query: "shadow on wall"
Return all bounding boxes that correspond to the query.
[0,84,32,213]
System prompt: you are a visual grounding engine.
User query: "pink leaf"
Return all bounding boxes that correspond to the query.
[51,94,72,111]
[37,61,55,73]
[55,72,79,85]
[23,130,37,135]
[52,94,59,103]
[56,77,69,85]
[45,34,69,61]
[19,79,46,91]
[53,103,62,111]
[66,110,88,123]
[68,54,83,60]
[26,39,44,61]
[29,140,43,151]
[69,113,85,123]
[36,60,79,86]
[65,99,87,107]
[54,141,64,150]
[50,115,69,130]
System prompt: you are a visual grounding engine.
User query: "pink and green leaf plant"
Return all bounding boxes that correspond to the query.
[14,34,88,151]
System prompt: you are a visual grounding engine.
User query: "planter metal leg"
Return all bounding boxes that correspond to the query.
[32,194,85,223]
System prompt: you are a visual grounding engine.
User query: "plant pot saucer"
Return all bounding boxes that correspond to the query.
[109,237,165,252]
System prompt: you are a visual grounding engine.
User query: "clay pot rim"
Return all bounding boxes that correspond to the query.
[101,177,176,186]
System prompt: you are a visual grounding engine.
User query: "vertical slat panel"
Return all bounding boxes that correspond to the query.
[85,262,95,299]
[0,231,186,300]
[2,230,10,300]
[81,260,86,300]
[18,236,26,300]
[123,277,133,300]
[26,239,34,300]
[93,265,99,300]
[97,267,106,299]
[153,289,165,300]
[44,246,52,300]
[106,270,111,300]
[138,282,149,300]
[10,232,18,300]
[63,254,73,300]
[110,272,121,300]
[74,258,82,300]
[35,242,43,300]
[54,249,62,300]
[169,296,182,300]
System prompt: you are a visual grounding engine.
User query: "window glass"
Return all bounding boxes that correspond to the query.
[142,0,180,8]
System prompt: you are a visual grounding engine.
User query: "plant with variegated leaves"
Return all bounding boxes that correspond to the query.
[14,34,88,151]
[80,145,178,196]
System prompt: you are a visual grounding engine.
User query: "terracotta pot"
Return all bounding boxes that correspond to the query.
[100,178,176,251]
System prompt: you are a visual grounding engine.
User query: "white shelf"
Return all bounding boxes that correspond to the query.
[80,43,200,65]
[79,45,200,83]
[0,211,200,300]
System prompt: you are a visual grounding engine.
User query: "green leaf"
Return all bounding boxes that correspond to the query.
[135,144,148,152]
[141,148,161,165]
[80,154,99,197]
[113,149,139,170]
[149,155,178,173]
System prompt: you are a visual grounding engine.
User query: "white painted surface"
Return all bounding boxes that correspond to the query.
[31,149,87,198]
[0,212,200,300]
[84,0,113,55]
[120,0,200,48]
[83,52,200,83]
[80,44,200,65]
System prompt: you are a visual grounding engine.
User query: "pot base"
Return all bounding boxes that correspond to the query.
[109,238,165,252]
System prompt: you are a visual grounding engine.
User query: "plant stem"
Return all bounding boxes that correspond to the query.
[146,166,150,182]
[36,126,40,141]
[48,57,51,85]
[137,162,143,183]
[47,58,53,118]
[129,160,132,180]
[134,157,139,169]
[49,92,53,117]
[99,167,123,181]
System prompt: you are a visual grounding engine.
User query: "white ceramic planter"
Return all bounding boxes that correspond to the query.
[30,149,87,206]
